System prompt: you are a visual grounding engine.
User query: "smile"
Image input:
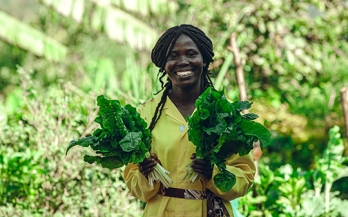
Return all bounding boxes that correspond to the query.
[176,71,193,77]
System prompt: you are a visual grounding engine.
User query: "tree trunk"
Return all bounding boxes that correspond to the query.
[228,33,263,180]
[341,87,348,138]
[228,33,247,102]
[340,87,348,156]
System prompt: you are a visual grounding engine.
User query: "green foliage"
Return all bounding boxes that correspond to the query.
[178,0,348,136]
[0,0,348,215]
[0,147,45,207]
[0,10,67,61]
[186,87,271,191]
[239,126,348,217]
[67,95,152,169]
[316,126,348,183]
[0,69,143,216]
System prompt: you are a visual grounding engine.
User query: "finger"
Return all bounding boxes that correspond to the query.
[139,159,156,171]
[190,153,196,160]
[150,153,162,165]
[138,163,155,176]
[191,167,212,178]
[191,164,211,171]
[139,158,154,166]
[196,166,213,177]
[151,153,160,162]
[192,159,211,167]
[190,162,213,178]
[145,167,154,174]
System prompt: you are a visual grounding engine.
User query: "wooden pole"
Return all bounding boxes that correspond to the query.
[228,33,263,179]
[228,33,247,102]
[340,87,348,155]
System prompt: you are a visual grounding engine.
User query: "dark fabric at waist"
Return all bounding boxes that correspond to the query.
[160,187,206,200]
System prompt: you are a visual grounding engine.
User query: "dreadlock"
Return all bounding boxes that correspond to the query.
[149,24,215,132]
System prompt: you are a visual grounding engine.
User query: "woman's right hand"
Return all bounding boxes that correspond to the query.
[138,153,161,177]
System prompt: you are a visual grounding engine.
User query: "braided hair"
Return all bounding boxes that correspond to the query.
[149,24,215,131]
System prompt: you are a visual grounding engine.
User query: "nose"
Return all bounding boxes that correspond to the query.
[177,55,189,65]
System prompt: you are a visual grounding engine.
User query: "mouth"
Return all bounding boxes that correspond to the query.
[176,70,193,77]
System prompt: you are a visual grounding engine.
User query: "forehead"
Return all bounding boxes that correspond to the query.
[170,34,199,51]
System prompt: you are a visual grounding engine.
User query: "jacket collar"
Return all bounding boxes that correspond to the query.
[153,90,186,123]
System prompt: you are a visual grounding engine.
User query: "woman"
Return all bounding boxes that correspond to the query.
[124,24,255,217]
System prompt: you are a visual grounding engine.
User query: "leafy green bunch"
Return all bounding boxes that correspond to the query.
[184,87,271,192]
[66,95,172,188]
[66,95,151,168]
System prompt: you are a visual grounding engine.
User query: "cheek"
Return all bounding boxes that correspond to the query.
[164,60,174,72]
[165,63,175,80]
[194,60,204,71]
[194,56,204,68]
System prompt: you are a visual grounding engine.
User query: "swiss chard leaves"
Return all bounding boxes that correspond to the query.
[187,87,271,192]
[66,95,152,169]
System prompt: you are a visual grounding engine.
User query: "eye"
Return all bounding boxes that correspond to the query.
[187,52,197,57]
[168,53,177,59]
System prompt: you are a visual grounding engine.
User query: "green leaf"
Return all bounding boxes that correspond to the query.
[240,120,271,148]
[215,98,232,114]
[188,127,204,148]
[98,156,124,169]
[130,146,148,164]
[197,108,211,121]
[204,120,227,135]
[68,94,152,169]
[122,106,136,131]
[84,155,124,169]
[84,155,97,164]
[213,170,236,192]
[232,101,253,112]
[119,132,143,152]
[66,136,95,155]
[185,86,271,190]
[242,113,259,120]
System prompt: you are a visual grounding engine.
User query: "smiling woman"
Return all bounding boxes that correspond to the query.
[123,24,256,217]
[165,34,204,92]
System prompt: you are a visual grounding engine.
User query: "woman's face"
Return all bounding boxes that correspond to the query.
[164,34,204,89]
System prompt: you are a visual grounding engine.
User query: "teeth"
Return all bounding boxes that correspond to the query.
[176,71,193,76]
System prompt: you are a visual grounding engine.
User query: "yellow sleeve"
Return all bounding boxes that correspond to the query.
[124,163,161,202]
[203,151,256,201]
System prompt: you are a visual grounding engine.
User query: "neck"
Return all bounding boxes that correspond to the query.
[169,84,202,107]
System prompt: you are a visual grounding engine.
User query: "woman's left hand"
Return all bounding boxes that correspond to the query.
[190,153,213,180]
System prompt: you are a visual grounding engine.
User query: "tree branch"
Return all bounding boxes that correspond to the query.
[228,33,247,102]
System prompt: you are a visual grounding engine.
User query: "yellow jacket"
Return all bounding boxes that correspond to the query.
[124,92,256,217]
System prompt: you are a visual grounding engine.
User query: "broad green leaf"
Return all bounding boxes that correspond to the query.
[301,197,325,216]
[242,113,259,120]
[186,86,271,190]
[84,155,124,169]
[119,132,143,152]
[122,106,136,131]
[66,136,95,155]
[204,120,227,136]
[67,94,152,169]
[231,101,253,112]
[188,128,204,148]
[213,170,236,192]
[197,108,210,121]
[98,156,124,169]
[240,120,271,148]
[84,155,97,164]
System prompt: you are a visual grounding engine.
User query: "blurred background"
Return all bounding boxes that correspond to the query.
[0,0,347,216]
